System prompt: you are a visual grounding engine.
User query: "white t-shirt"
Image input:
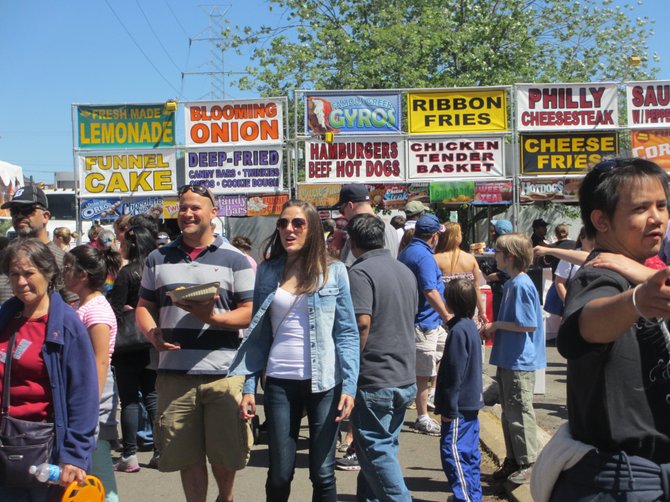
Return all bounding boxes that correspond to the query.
[266,288,311,380]
[555,258,579,281]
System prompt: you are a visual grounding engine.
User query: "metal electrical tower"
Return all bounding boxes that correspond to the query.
[183,4,230,100]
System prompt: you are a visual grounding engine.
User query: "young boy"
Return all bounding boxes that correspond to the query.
[435,277,484,502]
[482,233,546,485]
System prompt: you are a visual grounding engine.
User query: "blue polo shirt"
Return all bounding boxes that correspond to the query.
[398,237,444,331]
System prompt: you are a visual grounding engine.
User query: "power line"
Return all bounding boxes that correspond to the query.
[163,0,191,38]
[135,0,183,73]
[102,0,182,97]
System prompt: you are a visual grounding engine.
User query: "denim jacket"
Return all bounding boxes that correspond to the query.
[229,257,359,397]
[0,294,99,471]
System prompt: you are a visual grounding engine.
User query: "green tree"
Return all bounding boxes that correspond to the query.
[224,0,658,96]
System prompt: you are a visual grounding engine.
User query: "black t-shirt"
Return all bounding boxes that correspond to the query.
[558,257,670,462]
[348,248,418,389]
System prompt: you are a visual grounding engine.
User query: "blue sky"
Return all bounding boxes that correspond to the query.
[1,0,669,183]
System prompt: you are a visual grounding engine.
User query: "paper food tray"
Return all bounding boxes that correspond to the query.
[167,282,220,303]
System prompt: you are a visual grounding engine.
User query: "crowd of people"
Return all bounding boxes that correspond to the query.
[1,157,670,502]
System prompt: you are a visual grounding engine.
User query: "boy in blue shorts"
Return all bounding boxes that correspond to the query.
[482,233,546,485]
[435,277,484,502]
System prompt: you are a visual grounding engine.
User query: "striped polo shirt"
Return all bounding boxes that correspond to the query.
[139,235,255,375]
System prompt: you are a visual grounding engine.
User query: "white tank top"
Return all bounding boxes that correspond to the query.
[266,287,311,380]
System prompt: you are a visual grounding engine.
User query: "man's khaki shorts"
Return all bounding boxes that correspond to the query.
[155,373,253,472]
[414,325,448,377]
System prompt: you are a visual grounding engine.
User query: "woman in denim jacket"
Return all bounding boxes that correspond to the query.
[229,199,359,502]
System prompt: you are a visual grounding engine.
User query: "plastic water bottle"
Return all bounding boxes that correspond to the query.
[29,463,61,483]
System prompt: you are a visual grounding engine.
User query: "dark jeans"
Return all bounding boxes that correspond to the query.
[113,350,157,457]
[264,377,340,502]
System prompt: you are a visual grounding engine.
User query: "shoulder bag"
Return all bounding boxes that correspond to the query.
[114,309,152,353]
[0,326,56,487]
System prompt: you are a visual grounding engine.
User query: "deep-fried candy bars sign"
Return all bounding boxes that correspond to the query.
[516,83,618,131]
[184,99,283,147]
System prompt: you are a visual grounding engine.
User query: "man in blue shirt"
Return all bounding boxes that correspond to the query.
[398,214,452,435]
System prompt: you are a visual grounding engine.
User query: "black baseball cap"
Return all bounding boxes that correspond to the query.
[333,184,370,208]
[1,185,48,210]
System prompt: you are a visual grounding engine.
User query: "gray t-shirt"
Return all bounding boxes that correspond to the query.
[348,248,417,389]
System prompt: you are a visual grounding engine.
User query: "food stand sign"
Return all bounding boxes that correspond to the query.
[407,89,508,134]
[407,137,504,181]
[296,184,342,208]
[185,147,283,194]
[631,129,670,169]
[184,99,284,147]
[304,92,401,134]
[78,149,177,197]
[305,136,405,183]
[520,178,580,204]
[626,81,670,129]
[77,104,175,149]
[516,83,618,132]
[520,132,618,175]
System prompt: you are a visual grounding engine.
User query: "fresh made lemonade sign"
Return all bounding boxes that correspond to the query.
[77,104,175,149]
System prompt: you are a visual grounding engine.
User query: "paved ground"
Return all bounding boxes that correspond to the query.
[114,343,567,501]
[115,407,509,501]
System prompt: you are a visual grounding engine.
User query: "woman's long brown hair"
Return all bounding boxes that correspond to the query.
[263,199,329,294]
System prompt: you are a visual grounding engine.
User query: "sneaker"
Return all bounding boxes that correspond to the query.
[412,417,441,436]
[508,464,533,485]
[406,400,416,410]
[336,441,352,453]
[148,452,160,469]
[335,453,361,471]
[492,457,519,481]
[115,454,140,473]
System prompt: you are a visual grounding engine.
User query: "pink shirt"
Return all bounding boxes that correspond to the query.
[76,295,117,362]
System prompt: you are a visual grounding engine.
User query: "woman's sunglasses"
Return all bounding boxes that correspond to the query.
[178,184,216,205]
[276,218,307,230]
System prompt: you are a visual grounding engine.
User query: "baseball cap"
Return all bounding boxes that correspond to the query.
[333,184,370,208]
[532,218,549,229]
[1,185,48,209]
[492,219,513,235]
[415,214,445,235]
[404,200,429,217]
[156,232,170,245]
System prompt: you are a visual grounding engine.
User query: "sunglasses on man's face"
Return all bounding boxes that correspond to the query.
[177,184,216,205]
[10,205,42,217]
[276,218,307,230]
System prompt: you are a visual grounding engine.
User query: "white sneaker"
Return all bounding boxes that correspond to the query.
[413,417,441,436]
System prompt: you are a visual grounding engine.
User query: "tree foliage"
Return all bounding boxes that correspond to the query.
[224,0,658,96]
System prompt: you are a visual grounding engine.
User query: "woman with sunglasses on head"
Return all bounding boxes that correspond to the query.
[531,158,670,501]
[0,239,98,501]
[109,226,159,473]
[63,245,121,502]
[229,199,359,502]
